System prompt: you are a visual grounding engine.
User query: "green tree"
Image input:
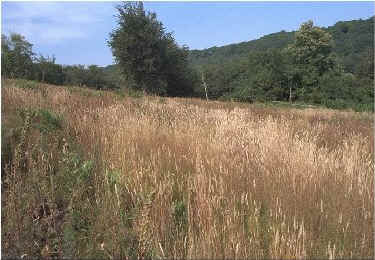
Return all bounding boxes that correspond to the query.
[1,33,34,79]
[108,1,194,96]
[241,50,289,102]
[102,65,128,90]
[34,54,64,85]
[287,20,335,100]
[1,34,12,78]
[87,65,107,90]
[64,65,89,87]
[282,48,302,102]
[355,47,374,80]
[289,20,335,74]
[36,54,55,82]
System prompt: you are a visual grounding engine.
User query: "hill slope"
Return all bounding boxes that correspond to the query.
[188,16,374,73]
[186,17,373,109]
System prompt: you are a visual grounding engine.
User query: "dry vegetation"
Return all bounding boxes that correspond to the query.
[2,79,374,259]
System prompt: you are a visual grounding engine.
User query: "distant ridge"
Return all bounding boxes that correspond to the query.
[188,16,374,73]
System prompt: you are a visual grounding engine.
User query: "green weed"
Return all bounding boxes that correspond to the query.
[13,79,40,90]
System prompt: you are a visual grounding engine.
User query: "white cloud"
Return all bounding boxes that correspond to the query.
[2,2,113,45]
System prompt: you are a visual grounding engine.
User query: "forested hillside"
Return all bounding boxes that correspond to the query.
[188,17,374,111]
[189,30,295,67]
[188,16,374,74]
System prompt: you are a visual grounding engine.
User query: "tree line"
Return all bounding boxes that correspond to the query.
[1,34,125,90]
[1,2,200,96]
[192,17,374,111]
[1,3,373,111]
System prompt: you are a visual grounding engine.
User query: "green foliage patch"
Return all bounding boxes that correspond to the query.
[108,2,197,97]
[13,78,40,90]
[1,105,102,258]
[191,18,373,111]
[16,108,63,133]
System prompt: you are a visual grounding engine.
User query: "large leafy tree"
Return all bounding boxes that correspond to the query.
[108,1,194,96]
[1,33,34,79]
[287,21,335,89]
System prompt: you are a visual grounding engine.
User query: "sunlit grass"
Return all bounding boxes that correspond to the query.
[2,79,373,259]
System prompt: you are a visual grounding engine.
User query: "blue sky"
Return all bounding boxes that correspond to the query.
[2,1,374,67]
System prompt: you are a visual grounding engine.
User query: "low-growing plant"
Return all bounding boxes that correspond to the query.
[13,79,40,90]
[127,88,144,98]
[114,87,144,99]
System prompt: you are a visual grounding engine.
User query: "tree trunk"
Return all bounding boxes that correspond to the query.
[201,72,208,101]
[289,86,292,103]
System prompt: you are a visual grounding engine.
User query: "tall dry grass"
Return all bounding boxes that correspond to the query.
[2,79,374,259]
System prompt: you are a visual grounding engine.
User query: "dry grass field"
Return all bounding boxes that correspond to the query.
[2,79,374,259]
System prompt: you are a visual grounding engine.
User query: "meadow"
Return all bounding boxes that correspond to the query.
[2,79,374,259]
